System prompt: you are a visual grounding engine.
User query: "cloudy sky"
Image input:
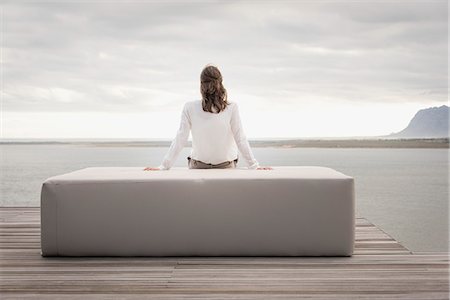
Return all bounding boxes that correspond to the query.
[2,0,448,139]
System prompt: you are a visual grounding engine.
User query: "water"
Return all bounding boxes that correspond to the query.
[1,144,448,253]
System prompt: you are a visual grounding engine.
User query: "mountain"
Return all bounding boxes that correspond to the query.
[390,105,449,138]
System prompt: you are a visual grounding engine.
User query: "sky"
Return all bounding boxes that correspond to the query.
[1,0,448,139]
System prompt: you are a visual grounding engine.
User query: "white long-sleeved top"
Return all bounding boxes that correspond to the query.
[158,100,259,170]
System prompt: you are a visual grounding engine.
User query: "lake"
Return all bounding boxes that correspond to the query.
[1,144,448,253]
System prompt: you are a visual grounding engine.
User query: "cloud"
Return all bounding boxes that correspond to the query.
[2,0,448,116]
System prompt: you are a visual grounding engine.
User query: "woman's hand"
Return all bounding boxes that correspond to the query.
[257,166,273,170]
[143,167,160,171]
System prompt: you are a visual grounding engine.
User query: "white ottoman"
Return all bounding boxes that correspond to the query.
[40,166,355,256]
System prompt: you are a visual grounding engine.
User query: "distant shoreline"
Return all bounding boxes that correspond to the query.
[1,138,448,148]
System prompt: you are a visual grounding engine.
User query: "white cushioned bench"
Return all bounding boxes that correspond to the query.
[40,166,355,257]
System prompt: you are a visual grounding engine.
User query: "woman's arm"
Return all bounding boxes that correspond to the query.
[156,103,191,170]
[230,103,260,169]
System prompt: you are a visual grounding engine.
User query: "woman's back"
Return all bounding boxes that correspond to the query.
[146,64,262,171]
[187,100,238,165]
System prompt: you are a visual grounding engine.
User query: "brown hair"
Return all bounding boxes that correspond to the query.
[200,64,229,113]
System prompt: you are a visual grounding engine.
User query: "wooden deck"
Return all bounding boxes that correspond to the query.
[0,207,448,299]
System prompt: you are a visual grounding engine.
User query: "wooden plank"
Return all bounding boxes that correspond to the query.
[0,207,448,300]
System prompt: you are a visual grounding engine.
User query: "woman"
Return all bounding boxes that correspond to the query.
[144,64,272,171]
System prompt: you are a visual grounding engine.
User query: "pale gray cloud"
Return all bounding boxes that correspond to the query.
[2,0,448,114]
